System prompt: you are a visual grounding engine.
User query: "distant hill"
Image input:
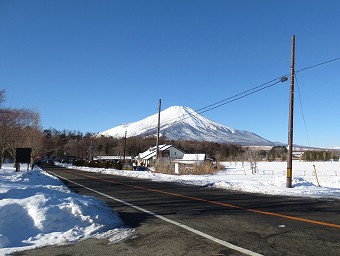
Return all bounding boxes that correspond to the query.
[100,106,276,146]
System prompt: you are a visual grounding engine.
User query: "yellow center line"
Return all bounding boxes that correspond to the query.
[62,169,340,229]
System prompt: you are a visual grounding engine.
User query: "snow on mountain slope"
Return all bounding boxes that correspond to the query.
[100,106,274,146]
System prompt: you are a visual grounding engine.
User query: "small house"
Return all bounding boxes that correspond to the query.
[136,144,185,167]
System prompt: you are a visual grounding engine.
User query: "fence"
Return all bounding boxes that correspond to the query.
[222,161,340,176]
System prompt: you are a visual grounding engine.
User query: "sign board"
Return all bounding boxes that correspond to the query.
[16,148,32,163]
[66,156,76,164]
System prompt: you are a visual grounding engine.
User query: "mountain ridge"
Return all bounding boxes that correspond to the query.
[100,106,275,146]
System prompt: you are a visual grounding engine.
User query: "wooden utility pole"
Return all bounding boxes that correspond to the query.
[156,99,161,160]
[287,35,295,188]
[123,130,127,164]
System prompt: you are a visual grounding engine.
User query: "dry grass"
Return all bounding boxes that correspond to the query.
[154,161,174,174]
[154,161,224,175]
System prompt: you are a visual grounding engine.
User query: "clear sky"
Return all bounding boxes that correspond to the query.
[1,0,339,148]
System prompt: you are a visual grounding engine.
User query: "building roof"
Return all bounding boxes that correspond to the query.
[138,144,185,160]
[182,154,206,161]
[174,154,206,164]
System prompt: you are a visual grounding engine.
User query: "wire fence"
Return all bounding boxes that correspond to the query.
[222,162,340,176]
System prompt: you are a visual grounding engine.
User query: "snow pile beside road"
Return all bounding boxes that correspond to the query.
[0,164,132,255]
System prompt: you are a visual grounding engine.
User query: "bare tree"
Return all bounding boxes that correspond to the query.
[243,148,261,174]
[0,108,42,168]
[8,109,42,160]
[0,109,15,168]
[0,89,5,105]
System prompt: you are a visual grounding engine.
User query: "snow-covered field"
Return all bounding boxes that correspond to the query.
[1,160,339,255]
[65,160,340,199]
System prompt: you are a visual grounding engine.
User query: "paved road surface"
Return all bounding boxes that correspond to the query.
[14,166,340,256]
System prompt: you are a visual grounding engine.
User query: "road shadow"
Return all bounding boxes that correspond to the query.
[115,211,150,228]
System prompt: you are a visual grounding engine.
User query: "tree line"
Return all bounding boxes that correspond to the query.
[1,88,246,166]
[302,150,339,161]
[41,129,246,162]
[2,89,339,167]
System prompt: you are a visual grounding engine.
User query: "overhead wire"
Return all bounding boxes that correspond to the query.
[296,57,340,73]
[123,56,340,138]
[135,76,286,136]
[174,56,340,125]
[194,76,284,113]
[293,56,340,147]
[197,80,282,115]
[295,74,311,147]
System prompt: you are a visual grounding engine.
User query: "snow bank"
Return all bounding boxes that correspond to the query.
[0,164,132,255]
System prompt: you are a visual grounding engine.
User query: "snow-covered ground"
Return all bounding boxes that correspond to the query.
[64,160,340,199]
[1,160,339,255]
[0,164,133,256]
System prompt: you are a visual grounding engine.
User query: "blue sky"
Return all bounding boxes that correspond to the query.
[1,0,339,148]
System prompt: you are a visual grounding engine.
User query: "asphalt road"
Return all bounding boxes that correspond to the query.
[14,166,340,256]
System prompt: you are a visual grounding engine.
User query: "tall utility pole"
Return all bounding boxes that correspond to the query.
[287,35,295,188]
[123,130,127,164]
[156,99,161,161]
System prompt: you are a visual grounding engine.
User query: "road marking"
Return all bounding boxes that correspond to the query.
[62,169,340,229]
[51,172,263,256]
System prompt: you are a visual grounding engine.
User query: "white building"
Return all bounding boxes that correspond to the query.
[173,154,206,174]
[136,145,185,167]
[292,151,304,159]
[174,154,206,164]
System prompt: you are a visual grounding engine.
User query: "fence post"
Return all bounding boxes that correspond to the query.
[313,165,320,187]
[174,163,179,174]
[15,162,20,172]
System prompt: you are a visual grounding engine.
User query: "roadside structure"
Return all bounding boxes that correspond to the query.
[136,144,185,167]
[173,154,206,174]
[92,155,133,169]
[93,156,132,162]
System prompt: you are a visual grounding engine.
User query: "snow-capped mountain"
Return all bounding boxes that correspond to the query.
[100,106,275,146]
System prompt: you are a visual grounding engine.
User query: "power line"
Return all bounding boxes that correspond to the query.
[167,56,340,126]
[198,80,282,115]
[296,57,340,73]
[137,77,286,136]
[120,56,340,138]
[292,56,340,147]
[295,74,311,147]
[194,76,283,113]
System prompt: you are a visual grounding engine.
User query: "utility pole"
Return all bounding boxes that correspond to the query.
[287,35,295,188]
[123,130,127,164]
[156,99,161,161]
